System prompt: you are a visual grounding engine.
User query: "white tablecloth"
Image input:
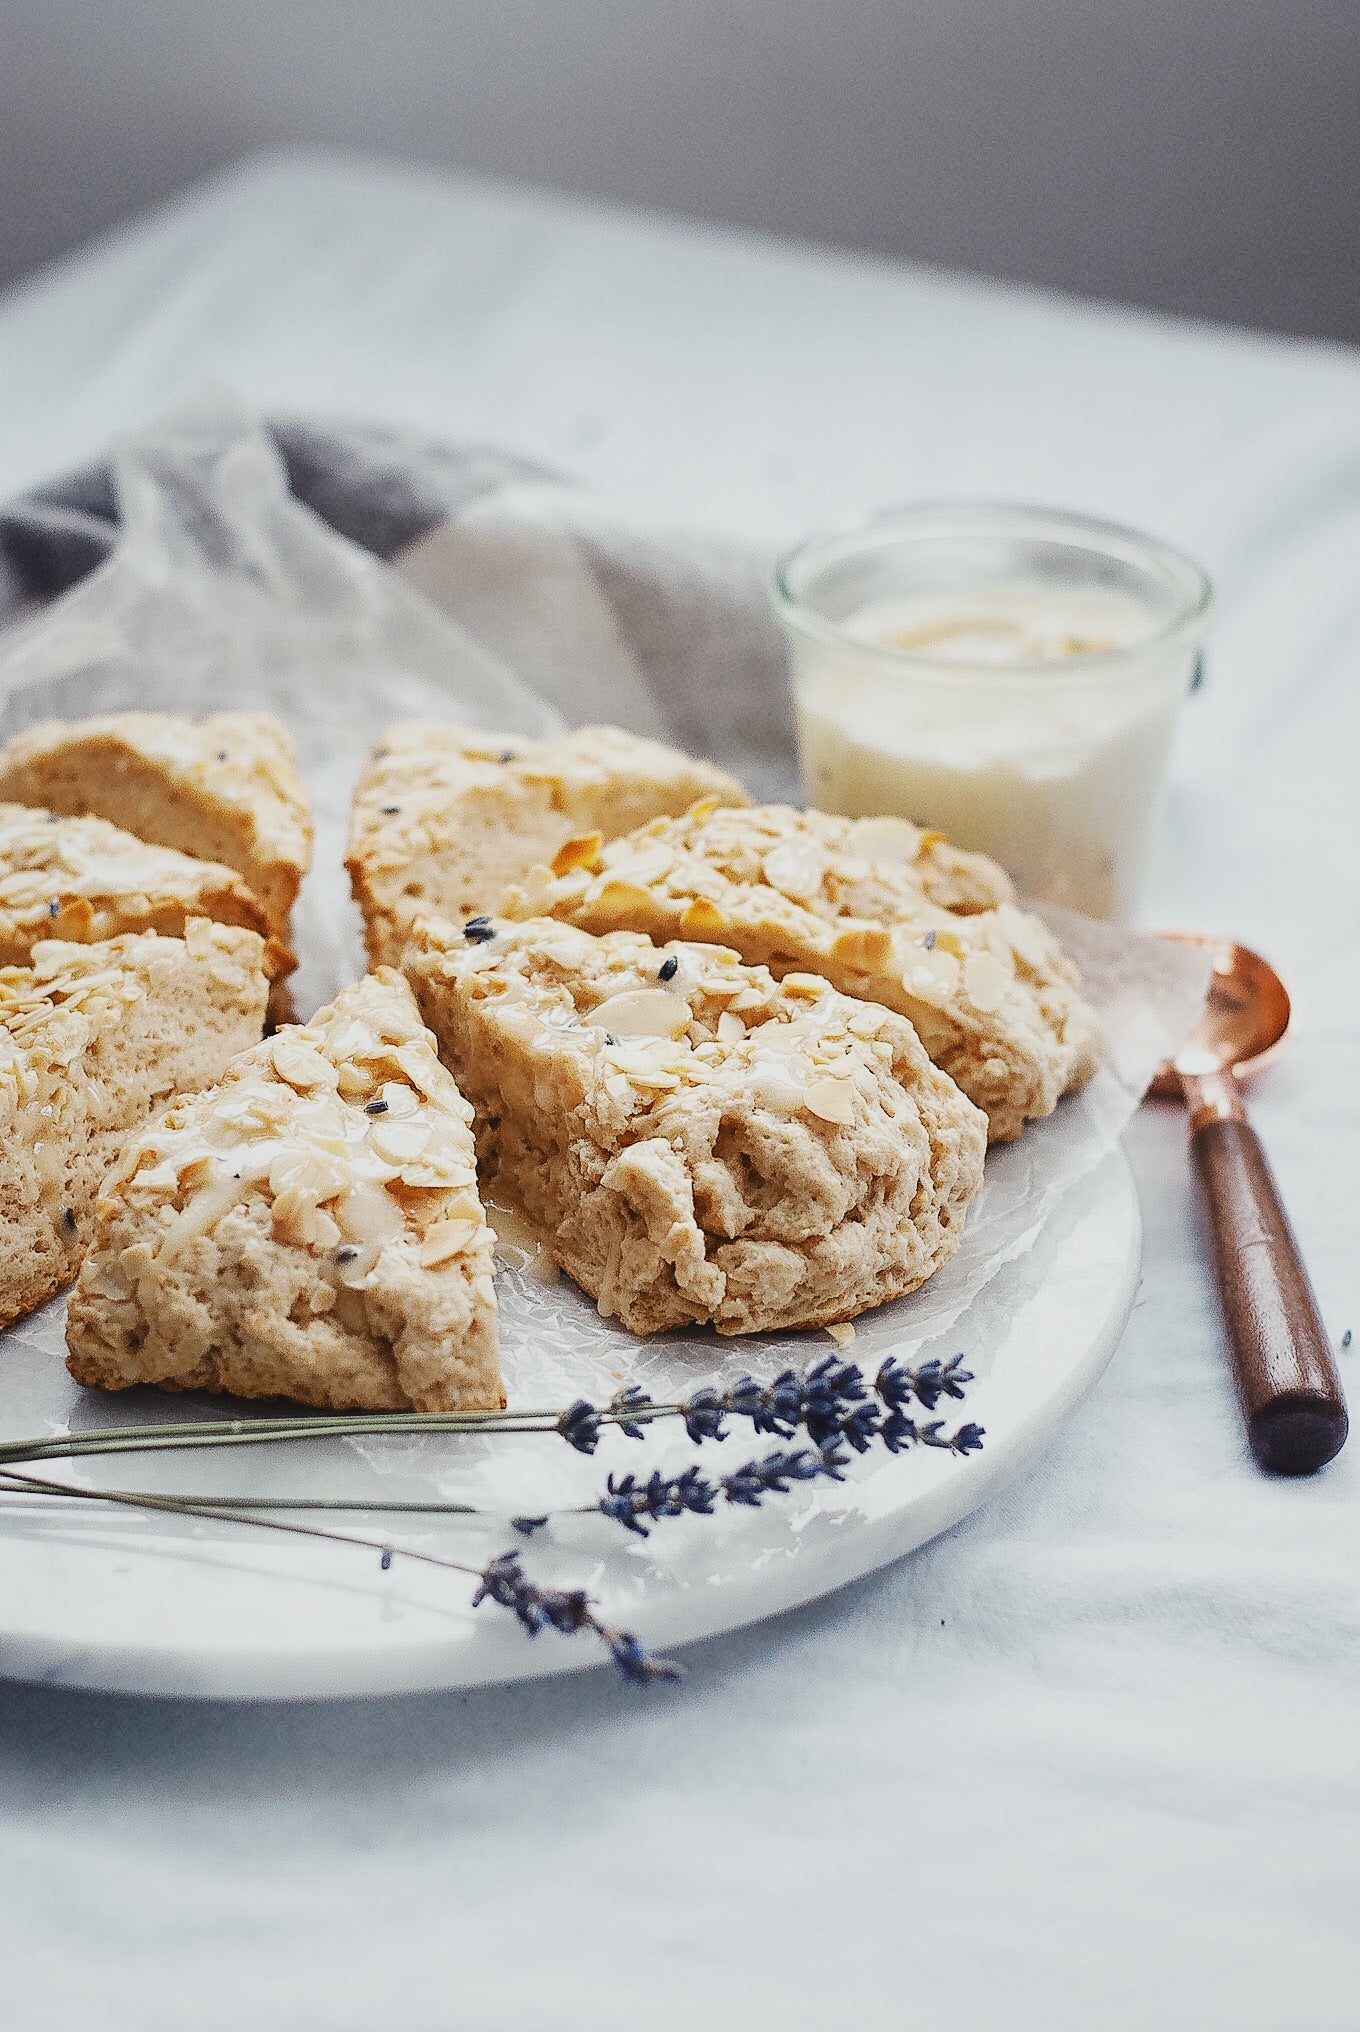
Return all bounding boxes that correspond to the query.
[0,152,1355,2031]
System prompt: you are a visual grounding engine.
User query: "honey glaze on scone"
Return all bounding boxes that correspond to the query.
[1,921,269,1330]
[65,971,502,1413]
[405,915,986,1338]
[501,801,1103,1144]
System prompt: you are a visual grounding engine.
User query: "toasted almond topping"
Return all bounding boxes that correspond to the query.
[904,948,962,1004]
[851,816,923,863]
[589,988,692,1039]
[368,1116,432,1165]
[270,1038,334,1091]
[417,1217,483,1269]
[832,924,893,968]
[962,951,1011,1013]
[804,1076,858,1125]
[781,972,828,1000]
[679,898,725,939]
[749,1065,805,1114]
[551,830,604,877]
[592,879,659,920]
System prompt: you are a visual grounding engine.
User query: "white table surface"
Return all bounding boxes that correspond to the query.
[0,150,1356,2031]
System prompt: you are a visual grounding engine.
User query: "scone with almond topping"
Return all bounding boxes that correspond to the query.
[0,921,269,1330]
[0,802,294,982]
[65,971,502,1413]
[0,711,313,966]
[405,915,985,1338]
[501,803,1102,1144]
[347,721,748,969]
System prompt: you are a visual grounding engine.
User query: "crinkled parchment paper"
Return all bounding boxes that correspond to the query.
[0,407,1209,1524]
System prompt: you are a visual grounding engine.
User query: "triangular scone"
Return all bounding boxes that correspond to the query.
[501,803,1103,1144]
[0,712,312,957]
[66,972,503,1413]
[405,916,985,1338]
[0,802,293,982]
[346,721,749,968]
[1,922,269,1330]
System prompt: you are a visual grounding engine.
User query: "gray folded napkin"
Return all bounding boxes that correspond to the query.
[0,400,798,799]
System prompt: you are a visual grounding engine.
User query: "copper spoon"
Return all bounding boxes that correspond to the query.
[1151,933,1347,1475]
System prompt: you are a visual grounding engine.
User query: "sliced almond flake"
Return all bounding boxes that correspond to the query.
[400,1157,474,1189]
[335,1181,406,1247]
[995,901,1052,972]
[551,830,604,877]
[904,948,962,1004]
[390,1042,443,1096]
[325,1020,378,1062]
[611,846,673,886]
[851,816,923,864]
[847,1007,887,1037]
[832,924,893,969]
[762,842,825,901]
[593,879,660,920]
[269,1148,348,1202]
[804,1076,858,1125]
[588,988,691,1040]
[270,1039,335,1092]
[417,1217,483,1269]
[824,1320,857,1349]
[155,1176,244,1265]
[781,972,829,999]
[716,1010,745,1045]
[368,1116,432,1165]
[962,951,1011,1013]
[679,898,726,939]
[376,1081,420,1118]
[749,1065,804,1114]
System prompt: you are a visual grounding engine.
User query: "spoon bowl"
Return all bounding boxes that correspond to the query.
[1150,933,1291,1096]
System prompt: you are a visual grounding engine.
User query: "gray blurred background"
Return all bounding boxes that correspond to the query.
[2,0,1357,340]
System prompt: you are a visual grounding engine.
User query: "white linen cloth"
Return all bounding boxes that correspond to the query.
[0,152,1354,2031]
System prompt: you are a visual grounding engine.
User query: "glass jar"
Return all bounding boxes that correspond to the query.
[772,502,1212,921]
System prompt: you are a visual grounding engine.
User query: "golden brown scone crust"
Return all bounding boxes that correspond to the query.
[501,803,1103,1144]
[346,721,749,969]
[0,922,269,1330]
[66,971,502,1413]
[0,801,293,980]
[405,915,985,1338]
[0,711,312,945]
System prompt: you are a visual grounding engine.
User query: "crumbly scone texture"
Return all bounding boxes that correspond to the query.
[0,922,269,1330]
[347,720,749,969]
[0,802,293,980]
[501,802,1103,1144]
[0,711,313,941]
[66,970,503,1414]
[405,915,985,1338]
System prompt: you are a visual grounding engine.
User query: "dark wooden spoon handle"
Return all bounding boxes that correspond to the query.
[1190,1110,1348,1474]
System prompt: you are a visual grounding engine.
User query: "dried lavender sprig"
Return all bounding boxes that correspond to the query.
[0,1467,679,1687]
[0,1355,976,1470]
[670,1352,977,1455]
[0,1387,983,1537]
[472,1553,681,1684]
[596,1447,839,1536]
[591,1409,982,1539]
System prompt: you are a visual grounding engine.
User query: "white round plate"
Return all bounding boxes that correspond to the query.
[0,1150,1139,1699]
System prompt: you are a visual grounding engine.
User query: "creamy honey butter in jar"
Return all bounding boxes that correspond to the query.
[772,504,1212,921]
